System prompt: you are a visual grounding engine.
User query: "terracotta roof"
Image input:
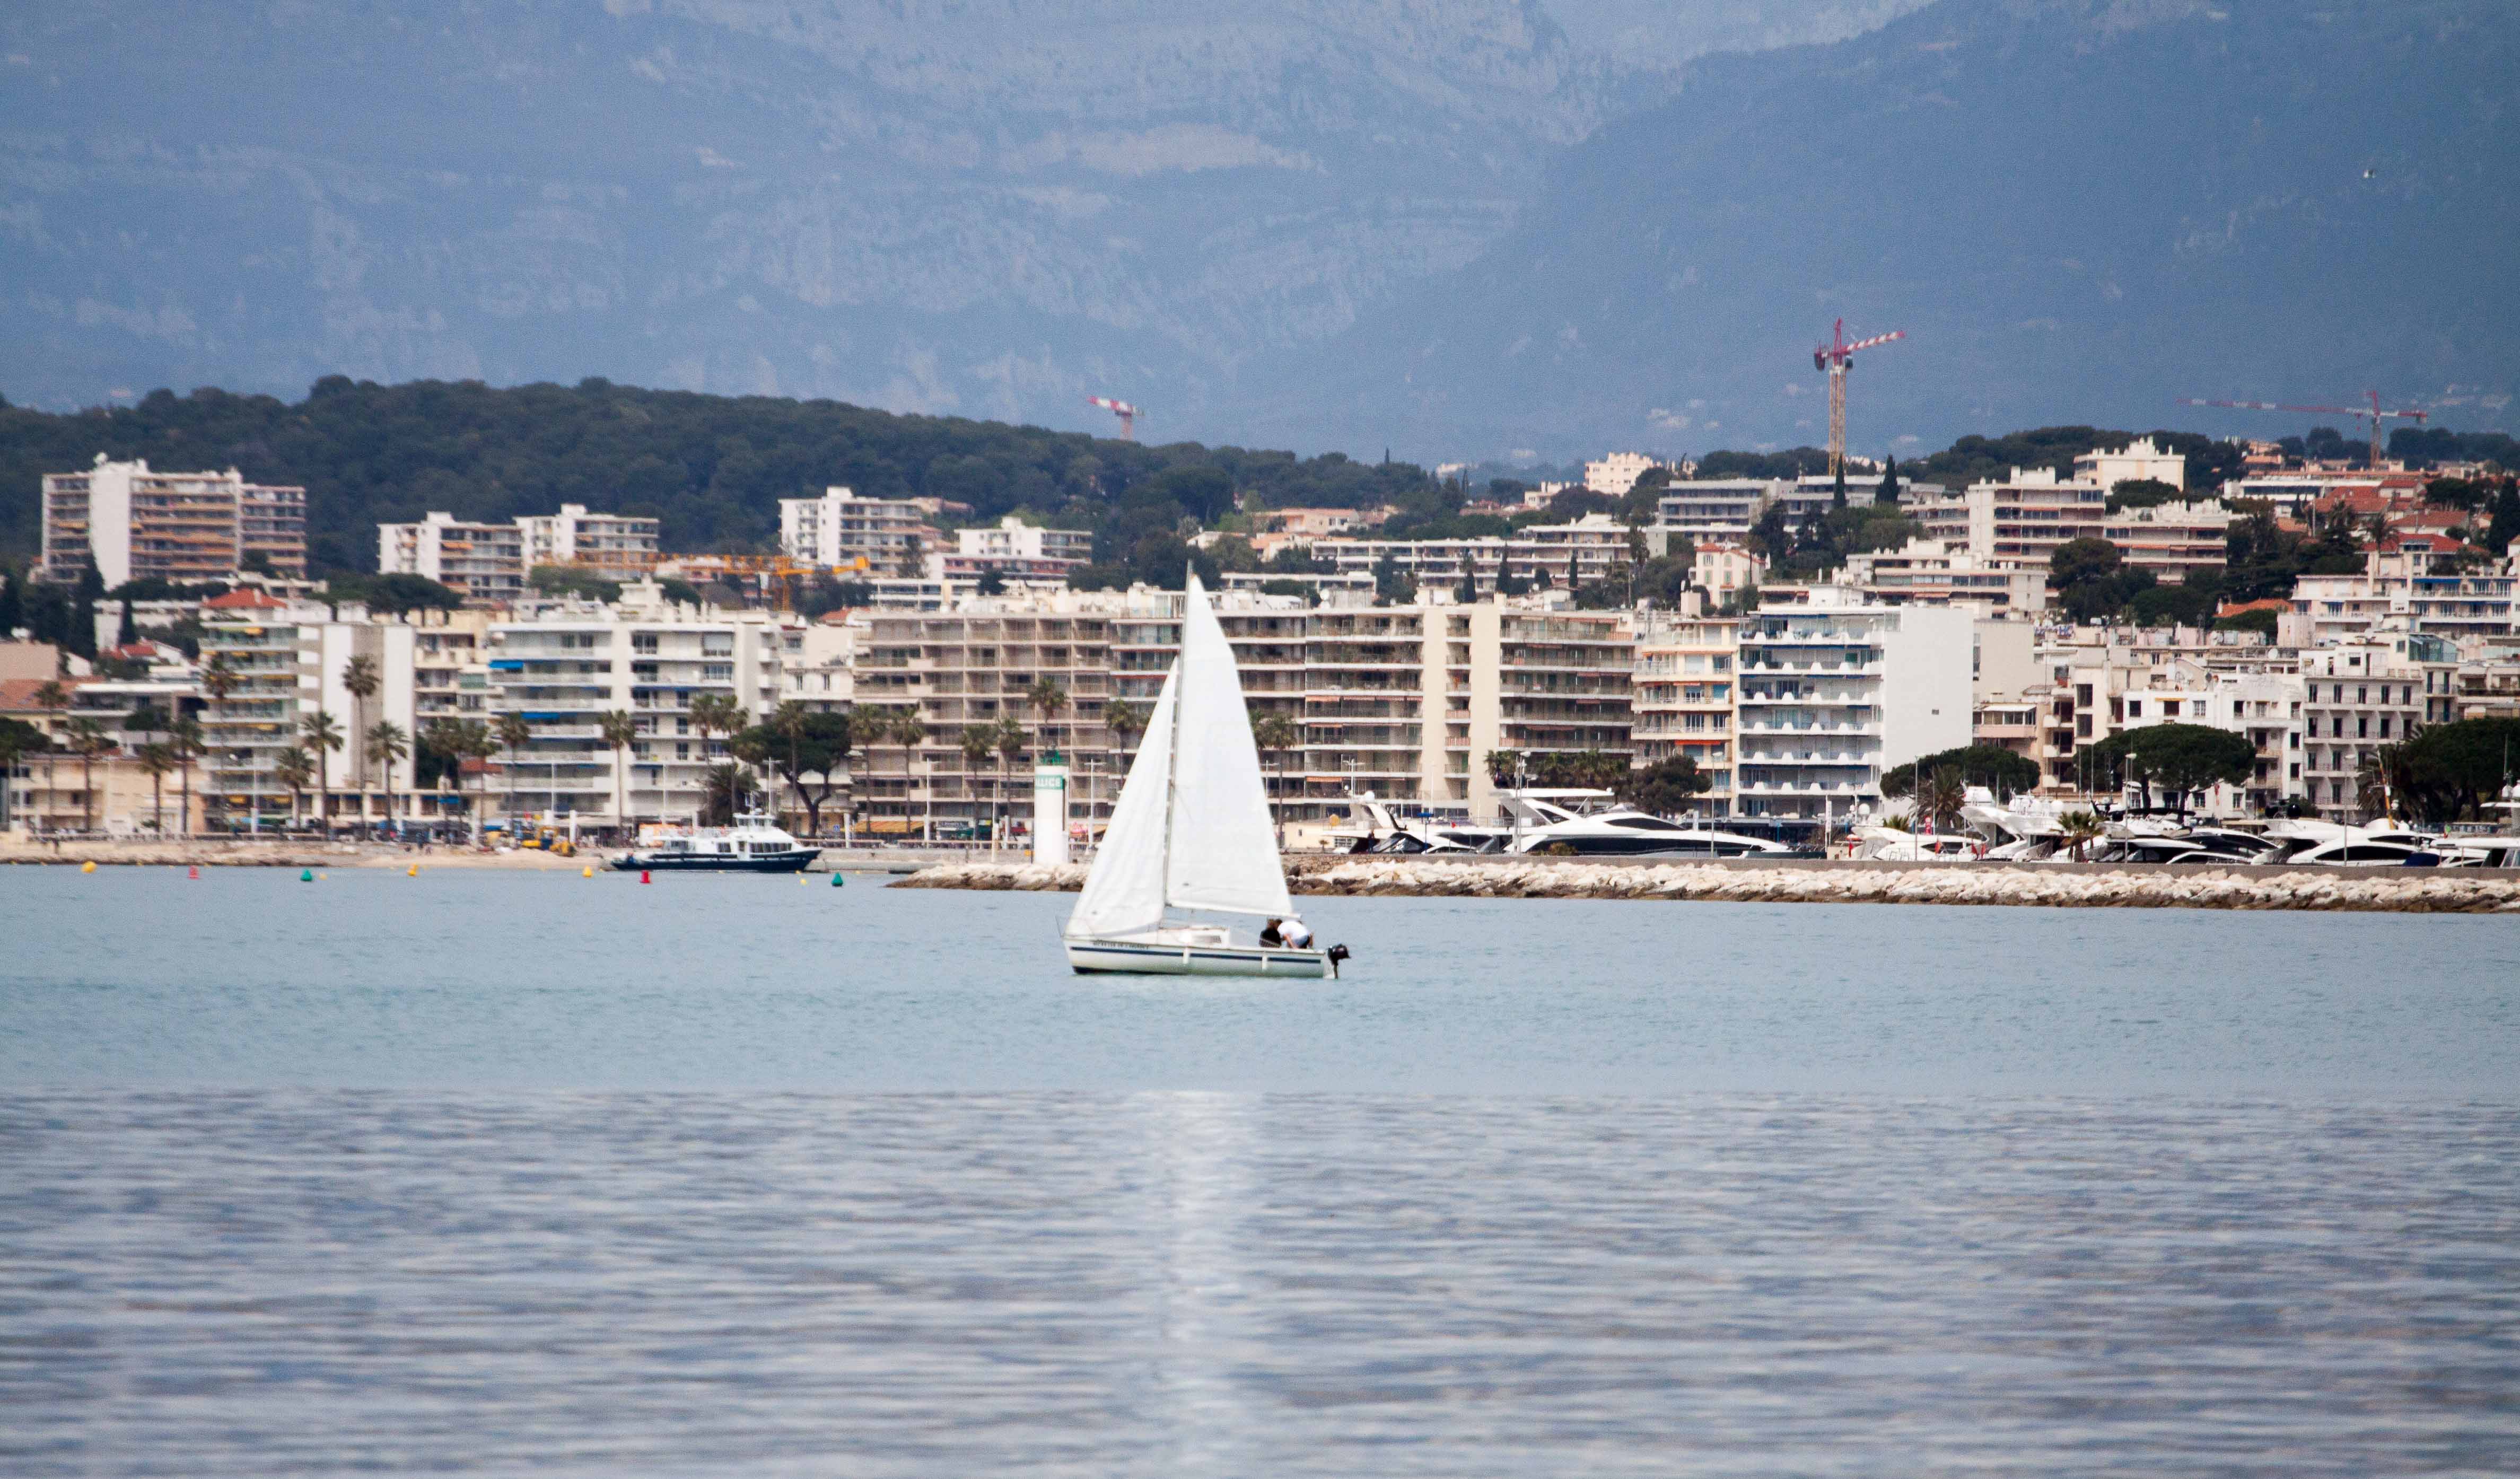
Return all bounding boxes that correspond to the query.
[0,676,89,714]
[2216,598,2290,617]
[203,588,287,610]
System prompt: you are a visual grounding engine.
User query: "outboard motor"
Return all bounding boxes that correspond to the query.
[1326,943,1351,978]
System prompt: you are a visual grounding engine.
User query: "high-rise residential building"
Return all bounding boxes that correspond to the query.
[845,589,1637,837]
[198,590,416,828]
[485,585,795,827]
[2298,633,2459,821]
[780,487,931,576]
[514,504,661,579]
[1732,591,1971,822]
[1584,452,1667,497]
[1913,466,2109,567]
[1652,479,1779,548]
[41,456,307,586]
[1631,616,1737,812]
[377,513,529,603]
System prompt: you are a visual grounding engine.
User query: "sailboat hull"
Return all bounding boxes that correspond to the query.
[1064,937,1329,977]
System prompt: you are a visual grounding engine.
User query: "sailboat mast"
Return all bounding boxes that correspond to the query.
[1160,579,1188,906]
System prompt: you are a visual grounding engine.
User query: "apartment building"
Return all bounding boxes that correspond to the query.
[41,456,308,585]
[1914,466,2108,566]
[780,486,931,575]
[515,504,661,580]
[2290,553,2517,644]
[1837,538,2048,612]
[1692,544,1765,607]
[485,585,795,827]
[2298,633,2460,820]
[2072,436,2185,492]
[410,609,496,732]
[1631,616,1737,812]
[1652,479,1778,548]
[846,589,1635,835]
[1585,452,1668,497]
[378,513,529,603]
[198,589,416,828]
[2102,500,2232,580]
[2111,671,2305,816]
[955,517,1094,568]
[1732,592,1970,822]
[1310,516,1633,596]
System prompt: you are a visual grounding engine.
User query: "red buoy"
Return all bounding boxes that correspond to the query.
[187,865,200,880]
[641,869,652,885]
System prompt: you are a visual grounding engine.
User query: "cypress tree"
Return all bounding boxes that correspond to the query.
[1875,454,1902,505]
[116,599,138,649]
[0,567,21,638]
[69,560,104,661]
[1832,466,1848,507]
[2487,477,2520,555]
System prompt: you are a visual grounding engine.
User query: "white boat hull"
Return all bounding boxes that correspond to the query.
[1064,936,1330,977]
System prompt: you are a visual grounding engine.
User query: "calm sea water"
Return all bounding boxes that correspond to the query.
[4,869,2517,1474]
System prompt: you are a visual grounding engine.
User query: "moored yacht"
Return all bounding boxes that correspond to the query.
[1501,790,1804,858]
[612,809,821,873]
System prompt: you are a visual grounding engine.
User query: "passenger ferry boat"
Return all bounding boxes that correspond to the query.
[612,810,821,873]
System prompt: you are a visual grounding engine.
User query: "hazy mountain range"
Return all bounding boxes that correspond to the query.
[3,0,2510,462]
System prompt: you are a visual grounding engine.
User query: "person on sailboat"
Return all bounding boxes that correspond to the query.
[1279,916,1313,949]
[1259,918,1284,947]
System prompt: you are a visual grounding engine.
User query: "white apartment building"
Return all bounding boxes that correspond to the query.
[1585,452,1668,497]
[198,590,418,828]
[2290,553,2517,645]
[1837,538,2048,613]
[2298,633,2460,820]
[956,517,1095,566]
[377,512,529,602]
[42,456,308,586]
[1732,591,1971,822]
[780,486,932,576]
[1631,616,1737,812]
[1653,479,1780,548]
[485,585,797,828]
[1914,466,2108,567]
[2109,671,2305,816]
[2072,436,2185,493]
[515,504,661,579]
[1311,516,1634,596]
[2103,500,2232,580]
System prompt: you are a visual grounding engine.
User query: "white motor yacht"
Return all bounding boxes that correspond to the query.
[1501,790,1803,859]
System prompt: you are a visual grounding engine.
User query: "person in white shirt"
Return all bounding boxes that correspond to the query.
[1279,916,1314,949]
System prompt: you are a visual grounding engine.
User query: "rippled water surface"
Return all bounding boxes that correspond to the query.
[4,869,2517,1474]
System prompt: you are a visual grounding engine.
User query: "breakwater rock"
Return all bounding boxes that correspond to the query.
[894,857,2520,914]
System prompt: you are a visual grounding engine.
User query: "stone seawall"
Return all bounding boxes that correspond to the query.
[894,857,2520,914]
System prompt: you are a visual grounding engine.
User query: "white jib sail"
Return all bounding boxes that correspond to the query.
[1065,667,1177,940]
[1164,574,1294,920]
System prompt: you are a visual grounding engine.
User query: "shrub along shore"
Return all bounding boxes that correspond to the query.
[896,856,2520,914]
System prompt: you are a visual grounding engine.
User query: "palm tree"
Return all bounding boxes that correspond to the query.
[960,724,997,846]
[2355,746,2404,823]
[168,715,204,838]
[1104,697,1148,756]
[1922,765,1968,834]
[699,760,748,826]
[1025,677,1069,756]
[273,746,316,829]
[136,740,176,836]
[495,712,533,829]
[993,714,1028,848]
[299,708,345,836]
[769,700,809,824]
[64,716,112,833]
[887,709,929,837]
[599,709,639,833]
[1251,711,1302,839]
[199,652,239,708]
[342,654,381,814]
[364,721,409,833]
[0,718,38,832]
[2058,809,2105,863]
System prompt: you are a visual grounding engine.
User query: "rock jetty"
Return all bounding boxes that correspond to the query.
[893,857,2520,914]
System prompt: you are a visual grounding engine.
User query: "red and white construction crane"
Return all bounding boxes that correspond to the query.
[2177,392,2428,468]
[1812,319,1905,477]
[1087,395,1140,441]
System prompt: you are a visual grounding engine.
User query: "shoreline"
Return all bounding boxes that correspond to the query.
[894,856,2520,914]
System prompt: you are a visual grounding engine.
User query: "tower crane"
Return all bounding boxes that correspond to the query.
[2177,392,2428,468]
[1812,319,1905,477]
[1087,396,1140,441]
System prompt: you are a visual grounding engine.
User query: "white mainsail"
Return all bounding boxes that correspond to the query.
[1164,574,1294,918]
[1064,573,1292,939]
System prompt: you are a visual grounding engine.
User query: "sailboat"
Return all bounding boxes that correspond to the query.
[1063,573,1348,977]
